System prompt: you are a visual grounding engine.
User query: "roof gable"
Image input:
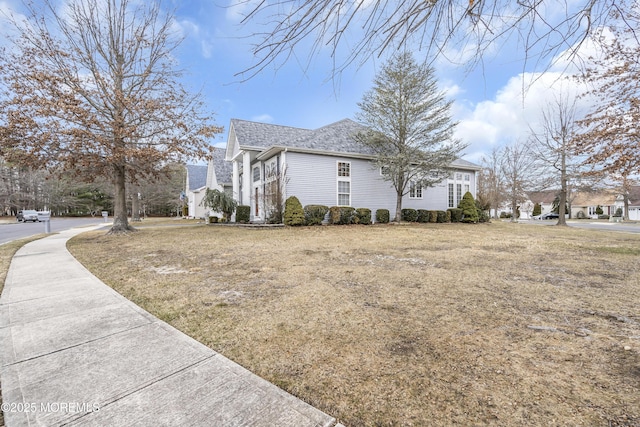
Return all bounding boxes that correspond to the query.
[185,165,208,191]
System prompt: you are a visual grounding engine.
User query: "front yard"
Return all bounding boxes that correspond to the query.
[68,222,640,426]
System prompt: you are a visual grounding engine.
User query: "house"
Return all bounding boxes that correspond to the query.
[571,190,617,219]
[184,148,233,219]
[614,185,640,220]
[224,118,481,222]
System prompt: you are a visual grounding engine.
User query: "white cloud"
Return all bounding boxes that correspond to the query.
[225,0,261,23]
[251,113,274,123]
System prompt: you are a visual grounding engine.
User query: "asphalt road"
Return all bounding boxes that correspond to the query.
[522,219,640,234]
[0,217,110,245]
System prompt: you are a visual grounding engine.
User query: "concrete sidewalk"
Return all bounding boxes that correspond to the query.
[1,227,342,426]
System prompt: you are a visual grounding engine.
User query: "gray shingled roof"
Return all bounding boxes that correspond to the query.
[230,118,480,167]
[212,147,232,184]
[231,119,312,148]
[185,164,208,190]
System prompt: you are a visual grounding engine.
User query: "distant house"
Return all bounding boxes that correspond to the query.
[614,185,640,220]
[224,118,481,222]
[184,148,232,219]
[571,190,617,219]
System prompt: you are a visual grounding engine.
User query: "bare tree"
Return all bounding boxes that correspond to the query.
[355,52,464,222]
[479,146,506,219]
[237,0,631,80]
[528,94,584,225]
[499,143,537,222]
[575,21,640,220]
[0,0,221,233]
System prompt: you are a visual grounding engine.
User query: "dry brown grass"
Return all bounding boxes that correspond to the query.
[67,222,640,427]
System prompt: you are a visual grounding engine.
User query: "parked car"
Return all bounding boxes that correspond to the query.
[540,212,559,220]
[16,210,39,222]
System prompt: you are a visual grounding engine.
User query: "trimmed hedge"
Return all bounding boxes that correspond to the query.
[355,208,372,225]
[236,205,250,223]
[329,206,355,225]
[417,209,430,223]
[428,210,438,223]
[448,208,462,223]
[401,208,418,222]
[304,204,329,226]
[284,196,305,226]
[376,209,390,224]
[436,210,448,223]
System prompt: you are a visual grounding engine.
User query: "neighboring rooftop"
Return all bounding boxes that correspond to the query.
[185,164,208,190]
[212,147,232,184]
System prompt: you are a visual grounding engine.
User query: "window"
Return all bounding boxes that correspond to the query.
[464,174,470,181]
[457,184,462,204]
[338,162,350,177]
[464,184,470,194]
[448,183,454,208]
[409,181,423,198]
[253,166,260,182]
[337,161,351,206]
[338,181,350,205]
[456,173,462,180]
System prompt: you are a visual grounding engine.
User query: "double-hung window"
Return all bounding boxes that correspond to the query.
[337,161,351,206]
[409,180,423,199]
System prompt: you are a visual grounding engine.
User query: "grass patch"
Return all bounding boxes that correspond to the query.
[67,222,640,426]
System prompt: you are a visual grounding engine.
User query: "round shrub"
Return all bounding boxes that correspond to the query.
[375,209,390,224]
[401,208,418,222]
[304,205,329,225]
[436,210,448,223]
[428,210,438,223]
[284,196,305,226]
[417,209,429,223]
[329,206,341,224]
[355,208,372,225]
[339,207,356,224]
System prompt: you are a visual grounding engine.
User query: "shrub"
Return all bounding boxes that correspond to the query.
[448,208,462,223]
[401,208,418,222]
[446,209,452,223]
[598,214,610,220]
[459,192,479,223]
[614,207,623,217]
[499,211,512,219]
[417,209,430,223]
[329,206,341,224]
[428,210,438,223]
[208,216,219,223]
[436,210,448,223]
[375,209,390,224]
[304,205,329,225]
[339,207,356,224]
[596,205,603,215]
[576,210,586,219]
[284,196,305,226]
[235,205,250,223]
[355,208,372,225]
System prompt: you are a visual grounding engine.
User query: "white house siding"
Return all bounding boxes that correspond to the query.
[283,152,477,219]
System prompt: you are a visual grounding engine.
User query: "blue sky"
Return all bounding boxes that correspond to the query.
[1,0,596,164]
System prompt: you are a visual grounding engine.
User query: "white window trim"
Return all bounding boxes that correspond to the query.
[409,180,423,199]
[337,161,351,206]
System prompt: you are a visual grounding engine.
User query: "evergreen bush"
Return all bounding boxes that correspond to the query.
[459,191,479,223]
[533,203,542,217]
[448,208,462,222]
[596,205,603,215]
[375,209,390,224]
[284,196,305,226]
[417,209,430,223]
[236,205,250,223]
[428,210,438,223]
[329,206,341,224]
[304,205,329,225]
[401,208,418,222]
[339,207,356,224]
[436,210,448,223]
[355,208,372,225]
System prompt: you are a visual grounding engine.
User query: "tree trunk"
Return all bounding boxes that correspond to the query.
[131,185,141,222]
[110,164,133,234]
[557,151,567,226]
[395,191,403,222]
